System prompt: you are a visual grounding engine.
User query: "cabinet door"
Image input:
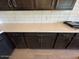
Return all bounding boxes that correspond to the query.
[24,33,40,49]
[56,0,76,10]
[39,33,57,49]
[0,0,13,10]
[7,33,26,48]
[13,0,34,10]
[54,33,74,49]
[35,0,54,9]
[67,34,79,49]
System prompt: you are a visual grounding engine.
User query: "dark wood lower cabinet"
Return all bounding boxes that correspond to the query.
[54,33,74,49]
[67,34,79,49]
[39,33,57,49]
[6,33,26,48]
[24,34,40,49]
[5,32,79,49]
[24,33,57,49]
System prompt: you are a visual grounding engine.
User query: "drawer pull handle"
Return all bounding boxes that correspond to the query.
[12,0,17,7]
[8,0,13,8]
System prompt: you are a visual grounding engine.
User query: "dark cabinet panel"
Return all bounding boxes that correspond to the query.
[0,0,9,10]
[56,0,76,10]
[24,33,57,49]
[0,0,14,10]
[39,33,57,49]
[14,0,34,10]
[24,33,40,49]
[54,33,74,49]
[7,33,26,48]
[35,0,55,9]
[67,34,79,49]
[5,32,79,49]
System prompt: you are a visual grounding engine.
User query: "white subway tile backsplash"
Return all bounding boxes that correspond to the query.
[0,0,79,23]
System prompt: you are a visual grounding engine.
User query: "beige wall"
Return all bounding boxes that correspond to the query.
[0,0,78,23]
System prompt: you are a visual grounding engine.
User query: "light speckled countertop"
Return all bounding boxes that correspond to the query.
[0,23,79,32]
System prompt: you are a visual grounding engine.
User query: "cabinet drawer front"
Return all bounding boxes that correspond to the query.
[54,33,74,49]
[67,33,79,49]
[24,33,38,37]
[6,33,24,37]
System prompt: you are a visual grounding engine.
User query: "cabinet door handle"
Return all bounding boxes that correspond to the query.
[8,0,13,8]
[12,0,17,7]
